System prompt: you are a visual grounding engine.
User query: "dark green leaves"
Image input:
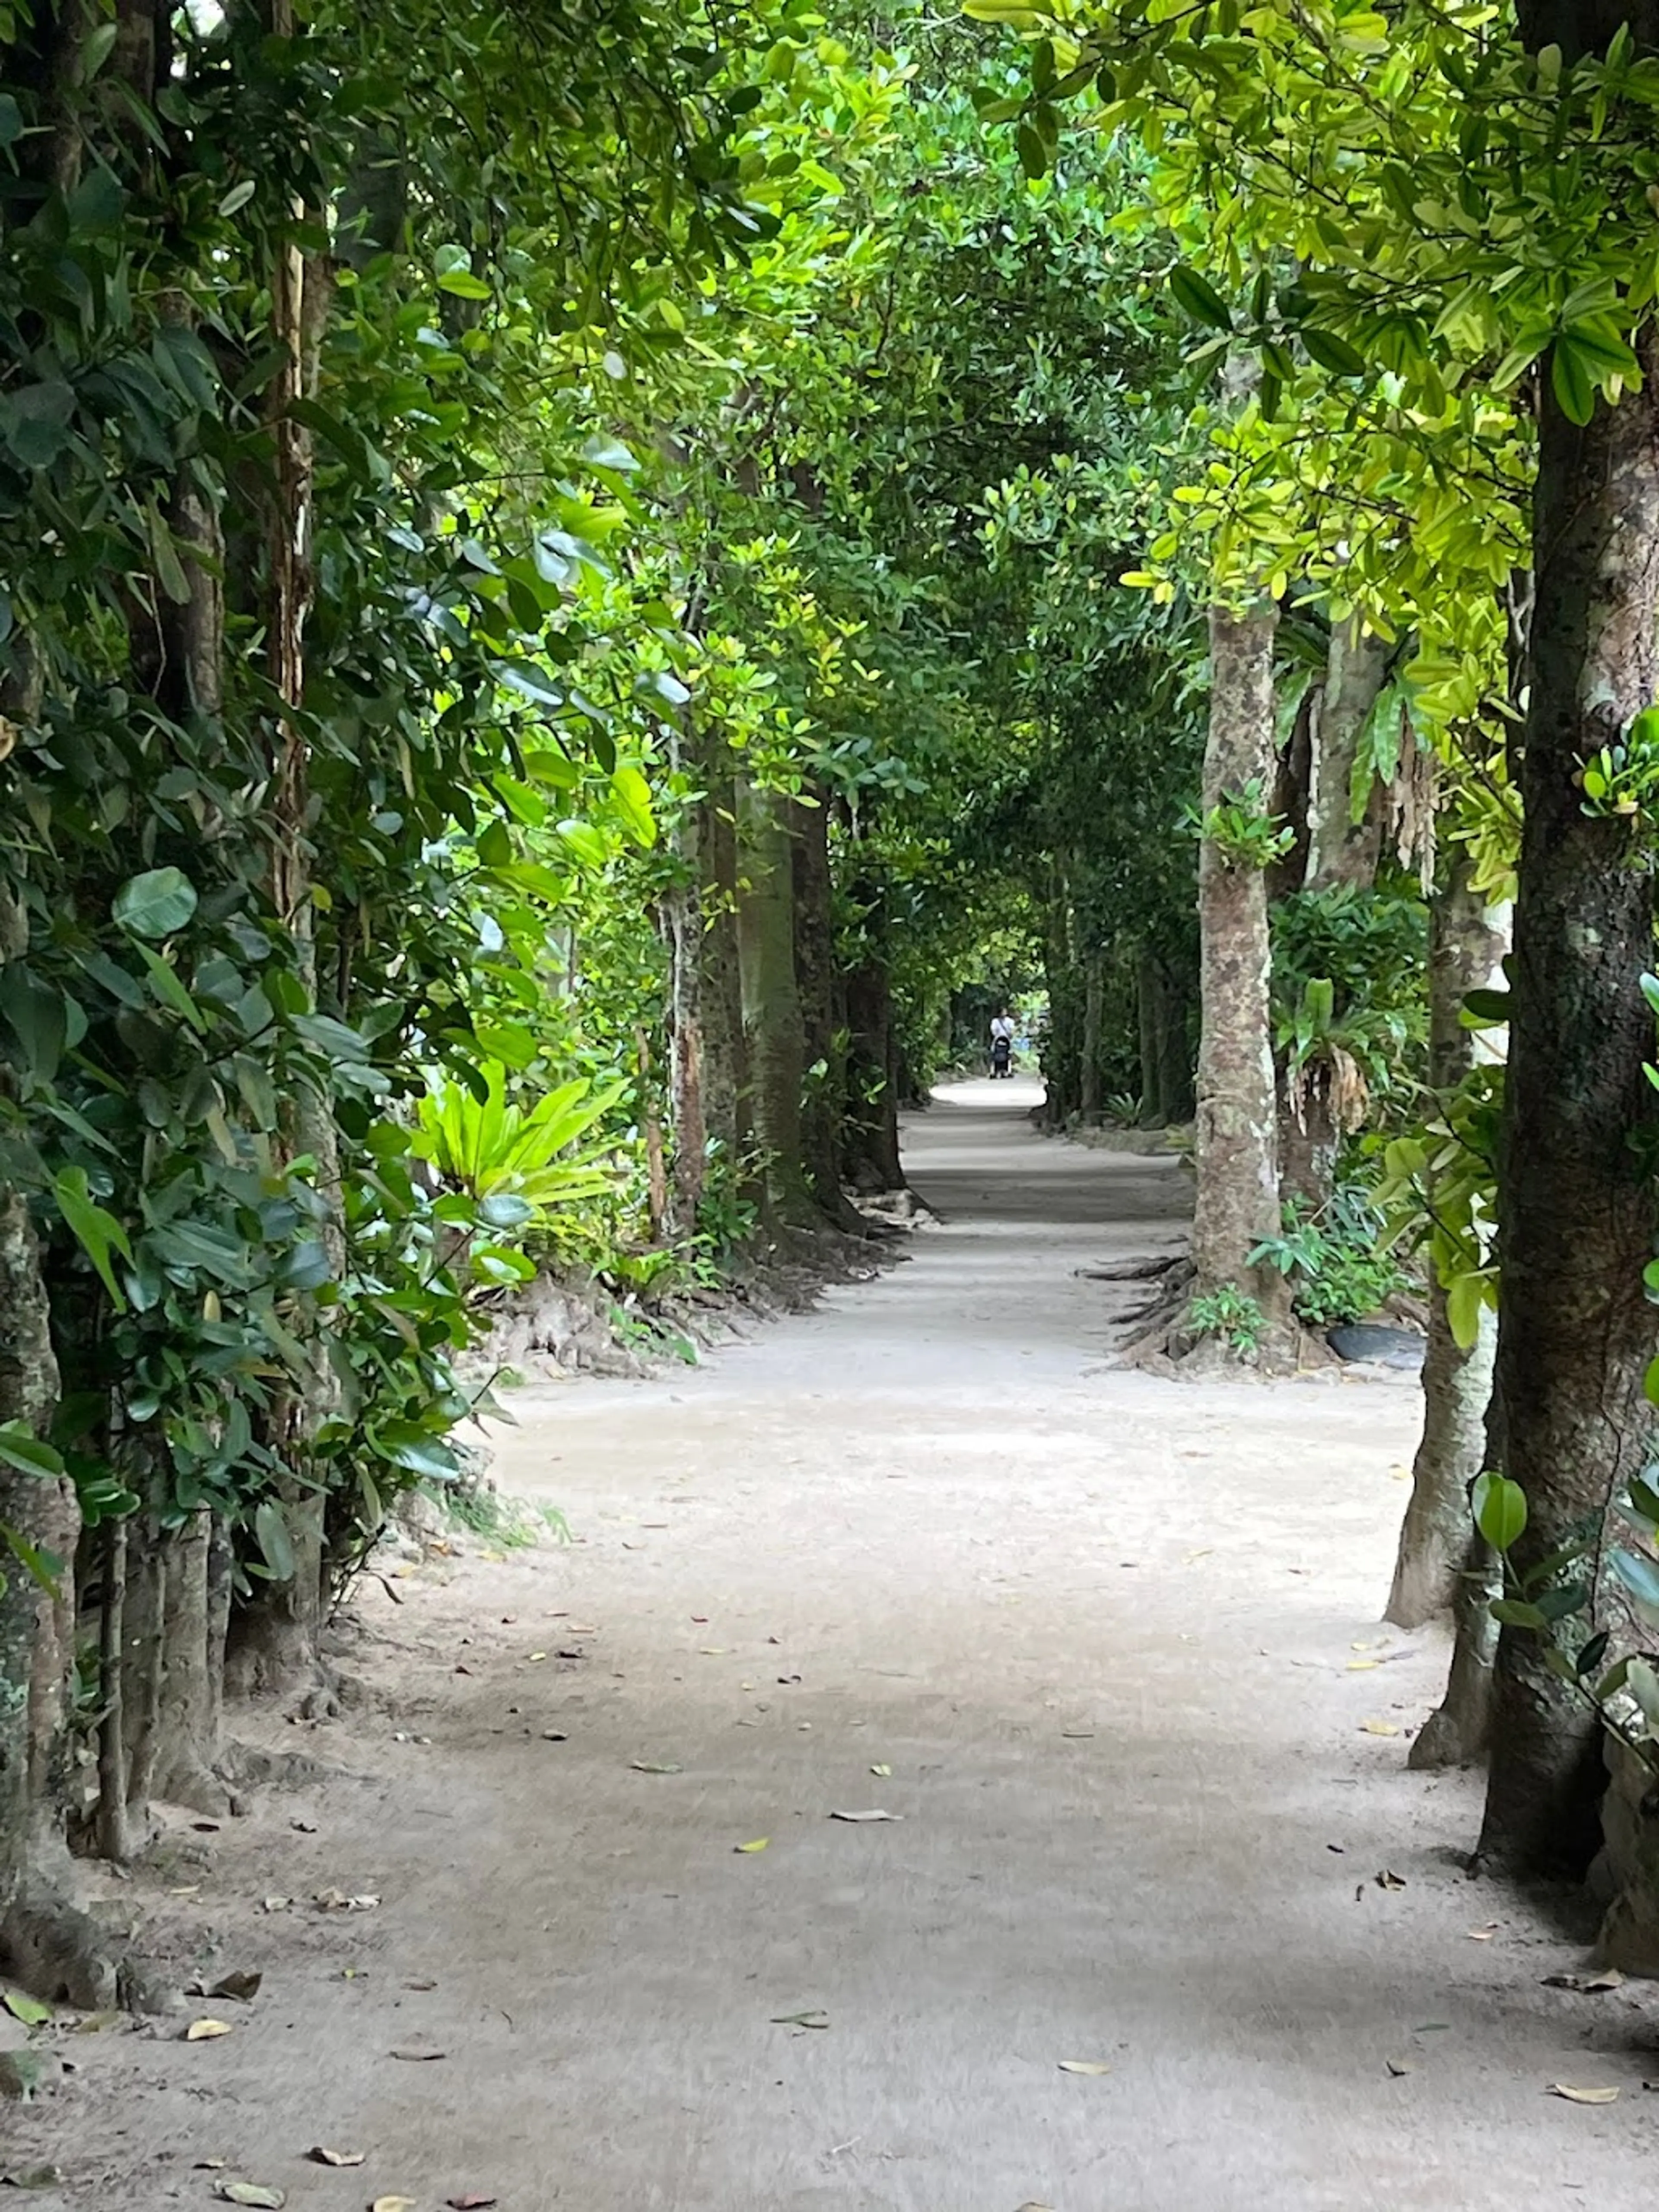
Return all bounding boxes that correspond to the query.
[1169,266,1233,333]
[0,380,76,469]
[51,1169,133,1308]
[1300,327,1365,377]
[112,868,198,939]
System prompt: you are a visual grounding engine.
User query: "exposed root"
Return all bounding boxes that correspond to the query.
[1078,1254,1182,1284]
[0,1875,173,2014]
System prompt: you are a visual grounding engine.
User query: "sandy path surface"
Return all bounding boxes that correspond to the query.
[15,1081,1658,2209]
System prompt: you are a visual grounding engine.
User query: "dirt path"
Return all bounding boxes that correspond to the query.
[16,1082,1658,2209]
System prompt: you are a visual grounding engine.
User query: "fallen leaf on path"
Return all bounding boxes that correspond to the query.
[1060,1728,1094,1739]
[699,1647,729,1656]
[371,2198,418,2212]
[1,1990,50,2026]
[389,2047,447,2062]
[1385,2057,1416,2077]
[291,1819,318,1833]
[404,1979,437,1992]
[541,1730,569,1742]
[1014,2202,1056,2210]
[1057,2060,1111,2076]
[0,2164,62,2189]
[184,2019,234,2041]
[566,1624,599,1636]
[1375,1869,1407,1891]
[771,2010,830,2030]
[308,2148,365,2167]
[314,1891,379,1913]
[1542,1968,1625,1993]
[1360,1720,1401,1736]
[734,1838,769,1854]
[631,1761,682,1774]
[830,1809,901,1823]
[208,1970,262,2002]
[215,2187,285,2209]
[528,1652,547,1662]
[194,2160,229,2171]
[1549,2084,1620,2104]
[1467,1925,1499,1940]
[1346,1660,1379,1672]
[448,2196,499,2209]
[870,1763,892,1777]
[554,1649,586,1661]
[261,1897,292,1913]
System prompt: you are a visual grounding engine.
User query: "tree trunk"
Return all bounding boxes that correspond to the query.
[1477,290,1659,1871]
[789,791,861,1231]
[1191,603,1296,1358]
[1305,617,1391,892]
[699,771,748,1169]
[737,782,816,1227]
[1387,857,1510,1630]
[664,809,706,1244]
[842,955,905,1192]
[1079,954,1104,1120]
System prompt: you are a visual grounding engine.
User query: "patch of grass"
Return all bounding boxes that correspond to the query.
[434,1481,570,1551]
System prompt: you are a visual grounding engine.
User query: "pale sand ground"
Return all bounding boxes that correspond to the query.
[13,1079,1658,2208]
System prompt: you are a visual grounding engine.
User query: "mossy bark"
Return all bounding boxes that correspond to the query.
[1191,604,1295,1361]
[1476,268,1659,1871]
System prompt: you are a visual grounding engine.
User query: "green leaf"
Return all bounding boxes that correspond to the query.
[1016,123,1048,181]
[1,1988,51,2026]
[1490,1598,1548,1630]
[1609,1546,1659,1625]
[0,379,76,469]
[77,21,119,80]
[50,1169,132,1309]
[1460,988,1511,1029]
[218,179,257,218]
[436,267,491,300]
[610,764,656,848]
[1301,327,1366,377]
[1169,265,1233,333]
[254,1499,296,1583]
[112,867,198,939]
[1551,337,1596,426]
[0,1426,65,1479]
[1472,1471,1527,1551]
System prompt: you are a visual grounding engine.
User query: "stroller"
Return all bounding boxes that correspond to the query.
[991,1033,1013,1079]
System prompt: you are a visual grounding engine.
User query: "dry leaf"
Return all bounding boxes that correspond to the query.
[829,1809,901,1823]
[1467,1924,1499,1941]
[528,1652,547,1662]
[770,2010,829,2030]
[734,1838,769,1853]
[1014,2203,1056,2210]
[314,1891,380,1913]
[291,1819,318,1834]
[698,1647,728,1656]
[1360,1720,1401,1736]
[404,1978,437,1992]
[0,2164,62,2190]
[630,1760,682,1775]
[371,2199,418,2212]
[869,1763,892,1777]
[1549,2083,1620,2104]
[261,1897,292,1914]
[1385,2057,1416,2077]
[209,1970,262,2002]
[1346,1660,1379,1671]
[448,2197,499,2209]
[195,2160,230,2171]
[1057,2060,1111,2075]
[216,2187,285,2209]
[185,2018,234,2041]
[1542,1968,1626,1993]
[308,2148,365,2167]
[1375,1869,1407,1891]
[389,2047,447,2062]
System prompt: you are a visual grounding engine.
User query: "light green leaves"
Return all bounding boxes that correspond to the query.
[1472,1471,1527,1553]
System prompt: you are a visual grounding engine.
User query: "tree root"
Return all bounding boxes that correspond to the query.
[1,1876,173,2014]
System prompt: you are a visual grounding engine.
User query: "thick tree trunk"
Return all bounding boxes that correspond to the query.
[664,807,706,1242]
[1387,859,1510,1630]
[1477,303,1659,1873]
[737,783,817,1226]
[1191,603,1295,1358]
[1305,617,1390,892]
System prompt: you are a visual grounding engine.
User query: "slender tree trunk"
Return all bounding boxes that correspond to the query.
[737,782,816,1226]
[789,791,860,1230]
[664,794,706,1242]
[1477,284,1659,1870]
[1191,603,1295,1359]
[700,772,748,1168]
[842,954,905,1191]
[1080,954,1104,1120]
[1388,857,1510,1631]
[1305,617,1391,891]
